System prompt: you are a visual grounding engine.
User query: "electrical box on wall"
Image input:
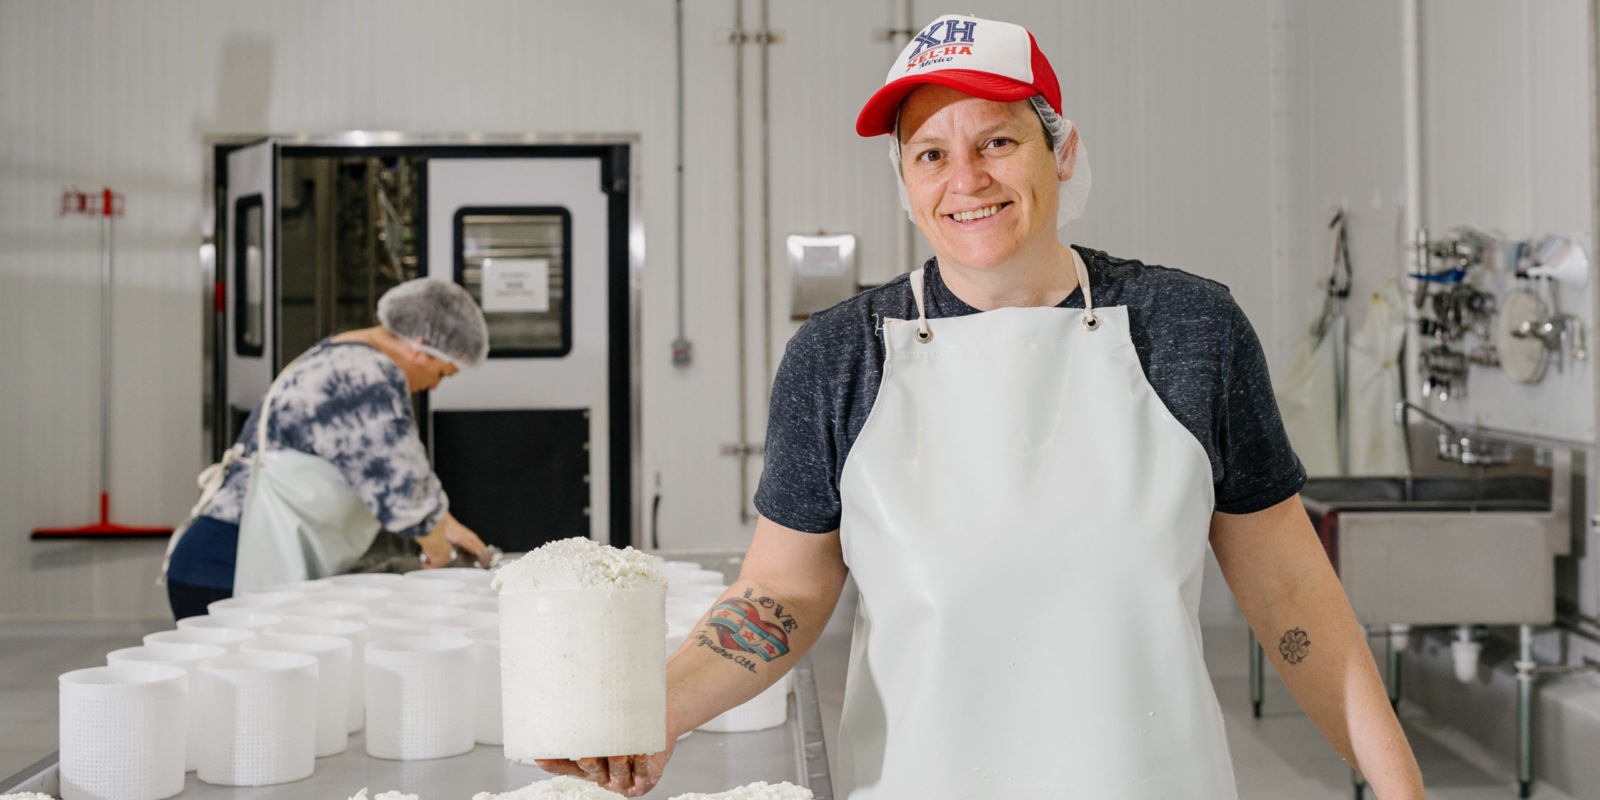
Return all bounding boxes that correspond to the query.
[788,233,857,320]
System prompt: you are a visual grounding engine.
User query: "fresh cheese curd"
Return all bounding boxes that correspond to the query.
[493,537,666,592]
[472,775,626,799]
[668,782,814,800]
[348,790,420,800]
[498,538,668,760]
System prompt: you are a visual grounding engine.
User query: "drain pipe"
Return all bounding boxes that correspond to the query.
[672,0,692,368]
[718,0,770,524]
[759,0,773,404]
[1449,624,1480,683]
[1515,624,1535,798]
[1401,0,1425,406]
[731,0,750,523]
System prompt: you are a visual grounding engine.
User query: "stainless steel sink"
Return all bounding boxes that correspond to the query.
[1298,452,1571,626]
[1301,475,1552,511]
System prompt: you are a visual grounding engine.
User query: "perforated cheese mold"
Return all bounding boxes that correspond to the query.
[500,588,666,760]
[194,651,318,787]
[58,663,187,800]
[364,635,475,761]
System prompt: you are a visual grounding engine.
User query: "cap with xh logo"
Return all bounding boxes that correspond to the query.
[855,14,1061,137]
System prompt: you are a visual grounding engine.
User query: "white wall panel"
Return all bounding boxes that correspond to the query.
[1283,0,1411,348]
[6,0,1524,618]
[0,0,694,618]
[1418,0,1595,445]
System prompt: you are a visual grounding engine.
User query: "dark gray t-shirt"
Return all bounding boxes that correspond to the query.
[753,245,1305,533]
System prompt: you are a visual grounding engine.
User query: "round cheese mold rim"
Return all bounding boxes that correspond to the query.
[145,626,256,652]
[178,610,283,631]
[405,566,496,586]
[326,572,409,589]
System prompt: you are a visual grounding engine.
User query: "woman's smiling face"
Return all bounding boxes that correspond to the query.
[898,85,1069,273]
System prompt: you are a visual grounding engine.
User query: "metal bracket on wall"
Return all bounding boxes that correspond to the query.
[721,441,767,524]
[717,29,784,45]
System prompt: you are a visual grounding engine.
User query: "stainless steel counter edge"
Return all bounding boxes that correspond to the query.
[791,659,835,800]
[0,753,55,796]
[3,659,833,798]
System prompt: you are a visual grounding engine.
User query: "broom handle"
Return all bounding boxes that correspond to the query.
[100,208,112,501]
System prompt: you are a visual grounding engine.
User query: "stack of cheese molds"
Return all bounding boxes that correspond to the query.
[494,538,668,761]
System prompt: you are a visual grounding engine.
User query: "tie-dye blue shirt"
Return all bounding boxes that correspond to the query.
[200,339,448,537]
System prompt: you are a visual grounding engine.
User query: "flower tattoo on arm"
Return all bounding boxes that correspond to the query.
[1278,628,1311,665]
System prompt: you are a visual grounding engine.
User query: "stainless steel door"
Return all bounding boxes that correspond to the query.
[223,139,278,431]
[426,157,616,547]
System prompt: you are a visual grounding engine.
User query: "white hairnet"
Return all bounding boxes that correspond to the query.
[376,277,490,369]
[889,93,1092,230]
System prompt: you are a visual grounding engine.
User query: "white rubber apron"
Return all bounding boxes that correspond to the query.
[233,360,382,593]
[836,250,1237,798]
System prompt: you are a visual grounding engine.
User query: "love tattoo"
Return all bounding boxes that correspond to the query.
[1278,628,1312,665]
[703,590,798,664]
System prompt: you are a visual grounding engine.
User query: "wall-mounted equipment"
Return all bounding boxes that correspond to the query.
[1410,229,1591,400]
[1412,228,1496,401]
[787,233,858,320]
[1497,237,1591,383]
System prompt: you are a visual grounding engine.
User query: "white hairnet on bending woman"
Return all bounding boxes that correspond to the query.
[376,277,491,369]
[890,93,1092,229]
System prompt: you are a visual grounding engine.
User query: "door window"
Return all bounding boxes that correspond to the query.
[234,195,266,356]
[454,207,573,357]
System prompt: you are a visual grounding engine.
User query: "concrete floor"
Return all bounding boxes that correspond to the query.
[0,619,170,781]
[0,599,1582,799]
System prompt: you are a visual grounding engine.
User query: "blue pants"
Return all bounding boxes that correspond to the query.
[166,579,232,621]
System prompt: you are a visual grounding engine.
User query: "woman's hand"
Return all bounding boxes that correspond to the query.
[535,741,675,797]
[440,512,488,560]
[418,512,486,568]
[416,518,455,568]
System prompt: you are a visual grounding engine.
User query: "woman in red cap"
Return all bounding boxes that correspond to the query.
[546,14,1425,798]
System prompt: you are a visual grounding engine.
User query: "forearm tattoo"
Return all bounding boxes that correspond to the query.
[1278,628,1312,665]
[701,588,799,667]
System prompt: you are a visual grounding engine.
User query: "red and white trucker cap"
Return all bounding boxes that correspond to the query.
[856,14,1061,137]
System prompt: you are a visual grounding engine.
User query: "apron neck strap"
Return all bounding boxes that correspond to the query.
[909,267,932,341]
[1070,247,1094,314]
[256,353,311,454]
[912,248,1099,341]
[1070,247,1101,330]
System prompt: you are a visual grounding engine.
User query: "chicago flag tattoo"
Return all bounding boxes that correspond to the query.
[707,598,791,661]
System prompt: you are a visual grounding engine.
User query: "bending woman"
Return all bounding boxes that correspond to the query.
[164,277,490,618]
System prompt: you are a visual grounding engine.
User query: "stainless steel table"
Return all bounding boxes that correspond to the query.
[1,549,833,799]
[2,658,830,799]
